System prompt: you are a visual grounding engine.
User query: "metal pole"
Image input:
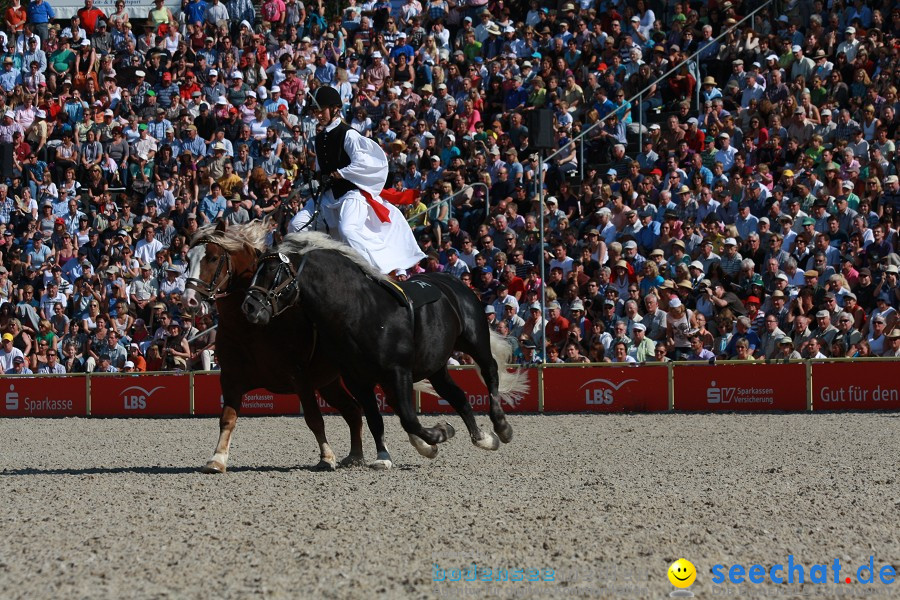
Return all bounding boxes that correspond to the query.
[538,152,546,363]
[579,136,584,183]
[638,92,643,152]
[694,60,701,114]
[186,324,217,344]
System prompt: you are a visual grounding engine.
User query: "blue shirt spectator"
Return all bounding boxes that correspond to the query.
[28,0,55,23]
[183,0,209,25]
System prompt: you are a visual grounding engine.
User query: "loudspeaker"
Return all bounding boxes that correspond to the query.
[527,109,555,149]
[0,143,12,179]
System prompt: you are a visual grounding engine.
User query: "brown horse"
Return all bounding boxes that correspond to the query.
[183,220,393,473]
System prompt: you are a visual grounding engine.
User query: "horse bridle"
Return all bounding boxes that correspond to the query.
[247,251,310,318]
[185,238,234,300]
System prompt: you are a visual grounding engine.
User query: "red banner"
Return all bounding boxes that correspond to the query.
[674,364,807,411]
[0,375,87,417]
[542,366,669,412]
[812,362,900,410]
[90,373,191,416]
[193,374,300,416]
[192,373,223,416]
[316,385,393,415]
[420,367,539,414]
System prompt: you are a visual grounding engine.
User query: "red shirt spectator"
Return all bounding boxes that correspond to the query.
[545,302,570,348]
[77,0,107,35]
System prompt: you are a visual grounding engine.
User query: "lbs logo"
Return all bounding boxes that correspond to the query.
[121,385,164,410]
[580,378,636,405]
[706,380,736,403]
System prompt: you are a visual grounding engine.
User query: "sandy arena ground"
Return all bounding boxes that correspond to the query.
[1,413,898,599]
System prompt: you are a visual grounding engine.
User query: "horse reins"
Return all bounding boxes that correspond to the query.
[246,251,318,367]
[292,173,331,233]
[185,238,235,300]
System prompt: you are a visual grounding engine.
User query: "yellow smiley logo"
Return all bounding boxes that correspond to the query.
[668,559,697,588]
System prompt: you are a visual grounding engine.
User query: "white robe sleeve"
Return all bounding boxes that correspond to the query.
[337,128,389,197]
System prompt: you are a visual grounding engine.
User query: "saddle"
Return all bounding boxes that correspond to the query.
[378,276,443,311]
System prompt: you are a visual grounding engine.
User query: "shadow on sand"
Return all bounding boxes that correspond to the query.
[0,463,420,476]
[0,464,324,476]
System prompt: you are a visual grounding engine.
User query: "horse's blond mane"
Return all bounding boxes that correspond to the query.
[191,220,270,254]
[278,231,386,281]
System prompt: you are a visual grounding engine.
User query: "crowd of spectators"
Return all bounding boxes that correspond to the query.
[0,0,898,375]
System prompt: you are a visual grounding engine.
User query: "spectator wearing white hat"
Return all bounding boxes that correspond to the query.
[714,132,737,172]
[624,322,652,362]
[836,26,859,63]
[665,297,695,360]
[790,45,815,81]
[882,329,900,358]
[365,51,390,91]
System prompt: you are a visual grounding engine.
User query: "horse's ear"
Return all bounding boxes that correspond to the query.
[215,219,227,233]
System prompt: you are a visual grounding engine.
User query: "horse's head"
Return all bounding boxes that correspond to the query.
[243,251,302,325]
[183,221,235,313]
[185,219,272,313]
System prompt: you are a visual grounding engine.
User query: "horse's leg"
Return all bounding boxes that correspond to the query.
[462,326,514,444]
[476,354,514,444]
[382,368,453,455]
[295,381,337,471]
[318,379,367,467]
[201,392,240,474]
[428,367,499,451]
[343,379,393,469]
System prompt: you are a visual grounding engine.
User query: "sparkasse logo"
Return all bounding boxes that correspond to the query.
[706,380,734,404]
[706,380,774,405]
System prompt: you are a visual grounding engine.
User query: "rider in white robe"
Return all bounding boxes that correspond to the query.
[289,87,425,275]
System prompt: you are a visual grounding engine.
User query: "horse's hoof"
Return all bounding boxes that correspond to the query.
[200,460,226,474]
[314,459,337,471]
[340,454,367,468]
[497,423,513,444]
[435,421,456,440]
[473,430,501,451]
[370,450,393,470]
[419,445,438,459]
[409,434,439,459]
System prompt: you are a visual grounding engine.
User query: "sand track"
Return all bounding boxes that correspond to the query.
[1,414,898,599]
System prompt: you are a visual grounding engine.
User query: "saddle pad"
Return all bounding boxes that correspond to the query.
[388,276,443,310]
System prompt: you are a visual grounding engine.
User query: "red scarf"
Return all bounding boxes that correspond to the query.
[360,187,421,223]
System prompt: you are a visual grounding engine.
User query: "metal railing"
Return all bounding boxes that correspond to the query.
[405,182,490,227]
[562,0,777,170]
[630,0,777,151]
[540,0,777,323]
